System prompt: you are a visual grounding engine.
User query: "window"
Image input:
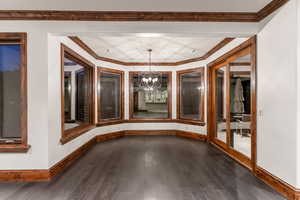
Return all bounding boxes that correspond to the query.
[61,44,95,144]
[129,71,172,120]
[177,67,205,125]
[97,67,124,125]
[0,33,28,152]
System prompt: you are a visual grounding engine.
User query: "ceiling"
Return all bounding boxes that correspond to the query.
[3,0,272,12]
[79,35,226,63]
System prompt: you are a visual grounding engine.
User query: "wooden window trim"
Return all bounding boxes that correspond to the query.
[176,67,205,126]
[128,71,172,121]
[0,33,30,153]
[60,44,96,145]
[207,36,257,170]
[97,67,124,126]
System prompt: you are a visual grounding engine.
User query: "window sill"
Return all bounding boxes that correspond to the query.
[61,124,95,145]
[97,120,125,127]
[0,144,31,153]
[176,119,206,126]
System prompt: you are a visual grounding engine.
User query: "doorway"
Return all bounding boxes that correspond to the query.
[208,37,256,170]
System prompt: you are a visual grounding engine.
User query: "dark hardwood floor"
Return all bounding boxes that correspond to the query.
[0,136,285,200]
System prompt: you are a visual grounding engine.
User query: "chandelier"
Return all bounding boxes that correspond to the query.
[138,49,161,91]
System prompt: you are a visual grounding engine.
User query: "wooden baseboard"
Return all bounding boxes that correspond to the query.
[176,130,207,141]
[0,137,97,182]
[124,130,177,136]
[255,167,300,200]
[0,170,50,182]
[210,141,252,170]
[123,130,207,141]
[96,131,124,142]
[49,137,97,178]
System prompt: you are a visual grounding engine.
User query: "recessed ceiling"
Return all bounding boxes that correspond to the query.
[3,0,272,12]
[79,35,227,63]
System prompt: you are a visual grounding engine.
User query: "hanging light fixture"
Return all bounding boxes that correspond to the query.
[138,49,161,91]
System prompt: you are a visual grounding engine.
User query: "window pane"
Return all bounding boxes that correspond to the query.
[229,54,252,158]
[215,66,227,143]
[132,73,169,119]
[180,71,203,120]
[99,71,121,120]
[63,56,92,130]
[0,45,21,140]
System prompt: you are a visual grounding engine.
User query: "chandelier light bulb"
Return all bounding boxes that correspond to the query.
[138,49,161,92]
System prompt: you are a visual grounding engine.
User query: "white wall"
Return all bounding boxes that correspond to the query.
[257,0,299,187]
[297,0,300,188]
[48,36,99,168]
[0,17,272,176]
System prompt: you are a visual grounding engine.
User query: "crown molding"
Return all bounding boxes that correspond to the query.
[256,0,289,21]
[0,0,289,22]
[69,36,234,66]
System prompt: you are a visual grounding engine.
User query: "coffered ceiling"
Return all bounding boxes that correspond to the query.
[78,35,227,63]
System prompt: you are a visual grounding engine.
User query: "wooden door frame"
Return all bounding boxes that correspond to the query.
[207,36,257,170]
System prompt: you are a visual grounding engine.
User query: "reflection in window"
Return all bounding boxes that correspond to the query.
[229,54,252,157]
[98,70,122,121]
[131,73,170,119]
[0,45,21,141]
[215,66,227,143]
[63,52,93,131]
[178,68,204,121]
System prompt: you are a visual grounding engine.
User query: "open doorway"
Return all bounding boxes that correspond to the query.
[208,37,257,170]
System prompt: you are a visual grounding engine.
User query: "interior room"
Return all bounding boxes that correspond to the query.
[0,0,299,200]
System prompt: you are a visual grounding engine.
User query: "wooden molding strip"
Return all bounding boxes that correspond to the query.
[124,130,177,136]
[256,0,289,21]
[255,167,300,200]
[202,38,235,59]
[96,119,206,126]
[70,36,235,66]
[229,62,251,66]
[96,131,124,142]
[207,37,256,68]
[176,130,207,141]
[0,0,289,22]
[0,170,50,182]
[50,137,97,178]
[0,11,257,22]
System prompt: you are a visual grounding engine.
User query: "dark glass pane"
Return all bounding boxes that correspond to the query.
[63,56,92,130]
[180,71,203,120]
[0,45,21,140]
[132,73,169,119]
[99,71,121,120]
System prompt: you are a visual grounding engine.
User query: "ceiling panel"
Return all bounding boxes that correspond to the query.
[79,35,227,62]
